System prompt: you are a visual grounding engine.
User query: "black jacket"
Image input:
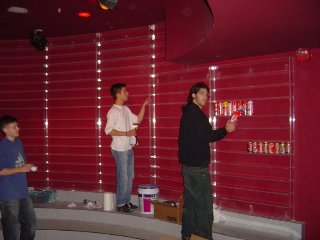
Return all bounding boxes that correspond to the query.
[178,102,228,168]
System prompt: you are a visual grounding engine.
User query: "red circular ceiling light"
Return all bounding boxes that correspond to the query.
[78,11,91,18]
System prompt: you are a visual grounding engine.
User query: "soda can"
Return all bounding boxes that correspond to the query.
[242,101,247,115]
[214,102,219,116]
[227,102,232,116]
[257,142,263,153]
[236,101,240,111]
[237,101,244,115]
[279,142,285,154]
[247,100,253,116]
[268,142,275,154]
[248,142,253,153]
[263,142,268,154]
[285,142,291,154]
[232,101,237,113]
[230,111,239,123]
[222,101,228,116]
[252,142,257,153]
[218,102,223,116]
[275,142,280,154]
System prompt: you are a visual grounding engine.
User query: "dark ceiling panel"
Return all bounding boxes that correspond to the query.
[0,0,167,39]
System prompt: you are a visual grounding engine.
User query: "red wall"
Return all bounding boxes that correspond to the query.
[1,26,319,239]
[0,27,154,193]
[212,57,294,219]
[293,48,320,240]
[0,40,46,187]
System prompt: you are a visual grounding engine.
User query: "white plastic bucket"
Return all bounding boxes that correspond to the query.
[137,184,159,214]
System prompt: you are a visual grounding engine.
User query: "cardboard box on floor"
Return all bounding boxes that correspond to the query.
[158,237,177,240]
[153,197,183,224]
[190,234,207,240]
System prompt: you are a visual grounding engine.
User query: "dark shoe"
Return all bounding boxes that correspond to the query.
[128,202,138,209]
[181,237,190,240]
[117,204,134,213]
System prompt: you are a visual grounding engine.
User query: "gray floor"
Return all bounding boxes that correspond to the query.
[1,202,301,240]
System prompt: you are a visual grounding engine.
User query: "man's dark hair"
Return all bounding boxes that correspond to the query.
[110,83,126,99]
[0,115,18,131]
[186,82,209,104]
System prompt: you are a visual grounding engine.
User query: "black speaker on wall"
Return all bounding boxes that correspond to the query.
[30,29,47,51]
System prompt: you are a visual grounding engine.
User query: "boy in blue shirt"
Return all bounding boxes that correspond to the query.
[0,115,36,240]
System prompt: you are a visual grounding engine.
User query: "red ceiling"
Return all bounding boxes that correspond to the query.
[0,0,167,39]
[166,0,320,63]
[0,0,319,64]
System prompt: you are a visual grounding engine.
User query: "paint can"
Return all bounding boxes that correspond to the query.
[137,184,159,214]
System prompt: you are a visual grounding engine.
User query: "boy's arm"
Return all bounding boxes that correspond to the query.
[136,98,150,124]
[0,164,33,176]
[108,129,136,137]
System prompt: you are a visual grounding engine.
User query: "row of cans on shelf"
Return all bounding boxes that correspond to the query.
[248,141,291,154]
[214,100,253,116]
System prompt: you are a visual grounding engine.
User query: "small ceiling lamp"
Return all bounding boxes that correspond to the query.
[7,6,29,14]
[78,11,91,18]
[97,0,118,10]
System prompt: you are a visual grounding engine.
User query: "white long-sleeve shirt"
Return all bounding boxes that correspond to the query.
[105,104,138,151]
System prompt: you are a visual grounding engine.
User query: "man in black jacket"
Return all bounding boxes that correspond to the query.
[178,82,236,240]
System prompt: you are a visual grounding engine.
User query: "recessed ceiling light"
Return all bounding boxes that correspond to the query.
[7,6,29,14]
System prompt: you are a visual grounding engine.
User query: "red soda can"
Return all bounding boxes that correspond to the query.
[214,102,218,116]
[252,142,257,153]
[237,101,244,115]
[257,142,263,153]
[242,101,247,115]
[275,142,280,154]
[236,101,240,111]
[232,101,237,113]
[230,111,239,123]
[248,142,253,152]
[268,142,275,154]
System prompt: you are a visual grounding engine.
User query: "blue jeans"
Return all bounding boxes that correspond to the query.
[182,165,213,240]
[111,149,134,206]
[0,197,36,240]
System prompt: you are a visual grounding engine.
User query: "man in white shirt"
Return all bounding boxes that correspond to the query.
[105,83,149,213]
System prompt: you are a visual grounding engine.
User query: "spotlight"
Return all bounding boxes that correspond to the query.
[97,0,118,10]
[30,29,47,51]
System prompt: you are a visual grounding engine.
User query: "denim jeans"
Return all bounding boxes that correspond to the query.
[111,149,134,206]
[0,197,36,240]
[181,165,213,240]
